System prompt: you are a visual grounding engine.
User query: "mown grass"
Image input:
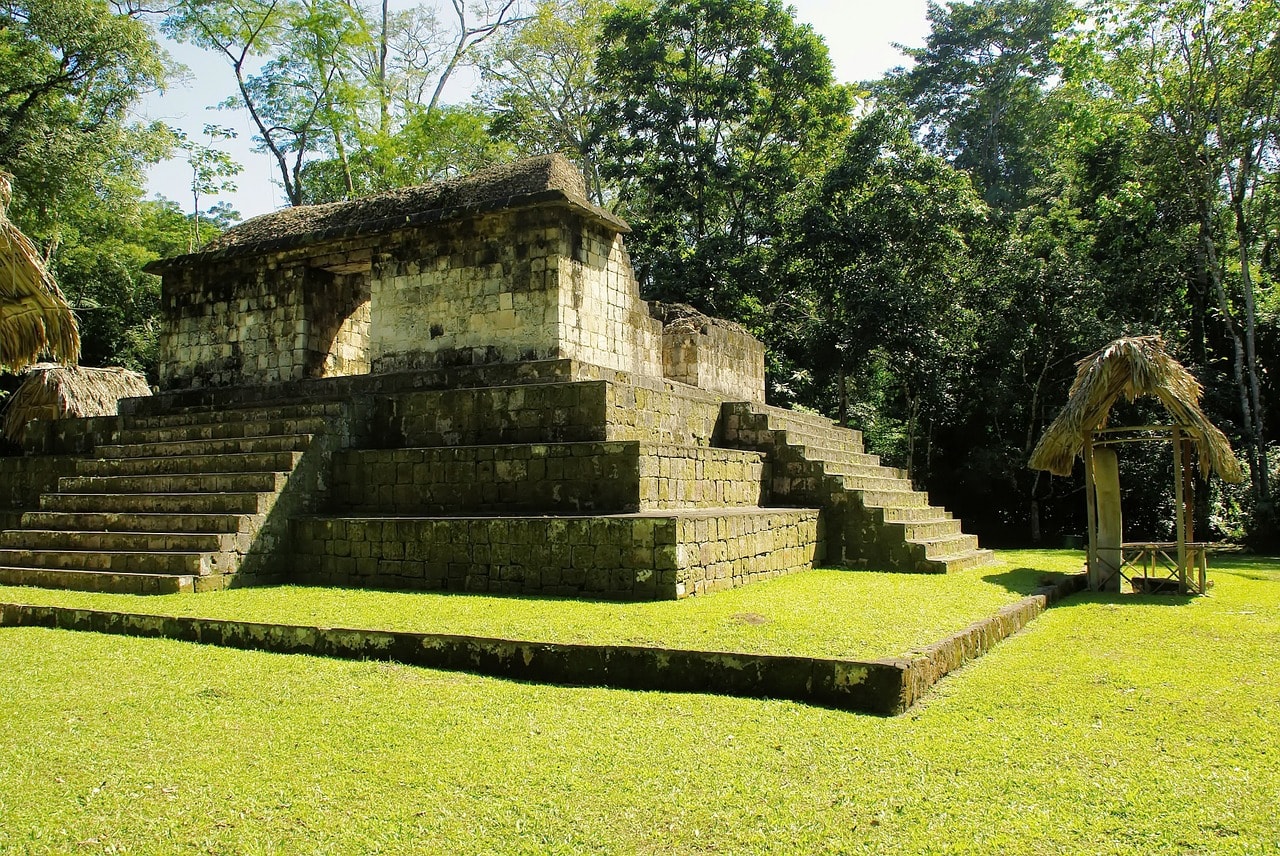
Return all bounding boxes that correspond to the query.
[0,551,1277,854]
[0,550,1075,660]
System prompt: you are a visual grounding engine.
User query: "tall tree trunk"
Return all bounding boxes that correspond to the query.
[1200,215,1261,499]
[1232,194,1269,500]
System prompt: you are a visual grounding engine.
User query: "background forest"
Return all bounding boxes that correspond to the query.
[1,0,1276,548]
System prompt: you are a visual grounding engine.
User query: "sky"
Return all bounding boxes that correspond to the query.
[140,0,931,221]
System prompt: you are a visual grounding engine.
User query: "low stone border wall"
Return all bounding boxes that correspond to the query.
[0,573,1086,715]
[899,571,1088,707]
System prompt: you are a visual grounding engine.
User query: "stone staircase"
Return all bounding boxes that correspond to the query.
[0,402,339,594]
[722,402,994,573]
[0,366,994,597]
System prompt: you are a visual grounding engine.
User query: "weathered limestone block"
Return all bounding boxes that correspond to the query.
[650,302,766,403]
[144,156,764,401]
[330,441,768,514]
[291,507,821,599]
[366,205,662,378]
[0,455,82,509]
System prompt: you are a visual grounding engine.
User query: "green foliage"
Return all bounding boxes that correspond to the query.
[877,0,1074,213]
[47,197,235,377]
[594,0,854,318]
[1,551,1278,853]
[478,0,613,204]
[0,0,170,242]
[164,0,527,206]
[0,0,181,376]
[172,124,241,250]
[783,108,990,470]
[1064,0,1279,506]
[300,104,515,202]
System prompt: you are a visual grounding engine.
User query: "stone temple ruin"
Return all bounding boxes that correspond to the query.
[0,155,993,596]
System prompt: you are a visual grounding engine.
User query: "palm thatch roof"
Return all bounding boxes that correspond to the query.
[0,172,80,371]
[2,363,150,443]
[1029,336,1243,483]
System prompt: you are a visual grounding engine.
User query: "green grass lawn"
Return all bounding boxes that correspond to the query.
[0,551,1077,662]
[0,551,1277,854]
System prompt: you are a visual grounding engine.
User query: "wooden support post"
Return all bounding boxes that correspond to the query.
[1093,446,1123,592]
[1084,437,1100,588]
[1172,429,1187,594]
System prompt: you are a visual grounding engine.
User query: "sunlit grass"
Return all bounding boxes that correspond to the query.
[0,551,1276,854]
[0,551,1070,660]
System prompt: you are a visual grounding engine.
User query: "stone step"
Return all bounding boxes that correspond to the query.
[760,414,864,448]
[126,401,345,430]
[926,548,998,574]
[898,518,966,541]
[59,471,288,495]
[0,566,195,594]
[880,505,952,523]
[0,528,239,553]
[96,434,314,459]
[819,459,909,480]
[857,488,932,509]
[744,402,845,433]
[776,427,866,456]
[790,444,882,468]
[20,510,257,534]
[40,491,271,515]
[916,533,982,560]
[0,547,213,576]
[837,473,916,493]
[117,416,330,445]
[76,451,304,477]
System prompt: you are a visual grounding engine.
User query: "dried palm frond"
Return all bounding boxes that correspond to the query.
[0,173,80,371]
[2,363,150,442]
[1029,336,1243,482]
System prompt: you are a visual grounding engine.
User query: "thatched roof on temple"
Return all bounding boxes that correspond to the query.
[1029,336,1243,482]
[0,173,80,371]
[186,155,618,261]
[2,363,151,442]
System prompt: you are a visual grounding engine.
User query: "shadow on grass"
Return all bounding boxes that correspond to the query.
[982,567,1072,595]
[1207,554,1280,582]
[984,568,1197,606]
[1050,590,1197,608]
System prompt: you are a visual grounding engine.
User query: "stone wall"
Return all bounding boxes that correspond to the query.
[291,507,821,599]
[330,442,767,514]
[373,375,731,449]
[305,269,371,378]
[156,253,372,390]
[0,455,80,509]
[146,156,767,405]
[368,206,662,378]
[651,303,765,403]
[17,416,121,455]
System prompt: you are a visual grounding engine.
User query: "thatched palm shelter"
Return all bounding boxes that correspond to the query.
[0,173,80,371]
[2,363,151,444]
[1030,336,1243,593]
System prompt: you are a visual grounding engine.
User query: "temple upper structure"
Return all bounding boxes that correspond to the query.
[145,155,766,403]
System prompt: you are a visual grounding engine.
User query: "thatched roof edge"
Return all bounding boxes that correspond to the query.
[1029,336,1243,483]
[0,173,80,370]
[2,363,151,442]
